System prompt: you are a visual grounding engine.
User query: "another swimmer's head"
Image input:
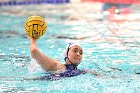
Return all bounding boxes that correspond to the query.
[64,43,83,65]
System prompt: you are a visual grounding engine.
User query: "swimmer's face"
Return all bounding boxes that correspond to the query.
[68,45,83,65]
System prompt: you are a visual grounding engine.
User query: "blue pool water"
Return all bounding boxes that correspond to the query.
[0,4,140,93]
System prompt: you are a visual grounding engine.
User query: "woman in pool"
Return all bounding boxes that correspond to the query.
[29,37,98,79]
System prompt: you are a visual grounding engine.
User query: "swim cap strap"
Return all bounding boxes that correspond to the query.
[64,43,72,61]
[64,43,78,68]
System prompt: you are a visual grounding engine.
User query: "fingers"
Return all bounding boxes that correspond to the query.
[26,34,37,42]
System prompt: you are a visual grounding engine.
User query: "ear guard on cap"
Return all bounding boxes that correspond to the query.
[63,43,80,62]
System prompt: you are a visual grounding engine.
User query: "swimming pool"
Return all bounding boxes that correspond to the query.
[0,3,140,93]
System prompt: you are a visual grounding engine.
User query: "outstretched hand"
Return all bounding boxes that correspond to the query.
[26,35,37,43]
[84,69,103,77]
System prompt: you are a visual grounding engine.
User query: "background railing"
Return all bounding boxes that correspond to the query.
[0,0,70,6]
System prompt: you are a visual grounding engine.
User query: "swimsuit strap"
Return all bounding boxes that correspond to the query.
[65,64,77,70]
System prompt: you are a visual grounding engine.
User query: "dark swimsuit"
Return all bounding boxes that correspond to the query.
[40,64,86,80]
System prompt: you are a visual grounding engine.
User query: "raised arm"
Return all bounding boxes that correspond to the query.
[29,38,65,71]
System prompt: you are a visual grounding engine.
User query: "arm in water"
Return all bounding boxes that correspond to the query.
[83,69,102,76]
